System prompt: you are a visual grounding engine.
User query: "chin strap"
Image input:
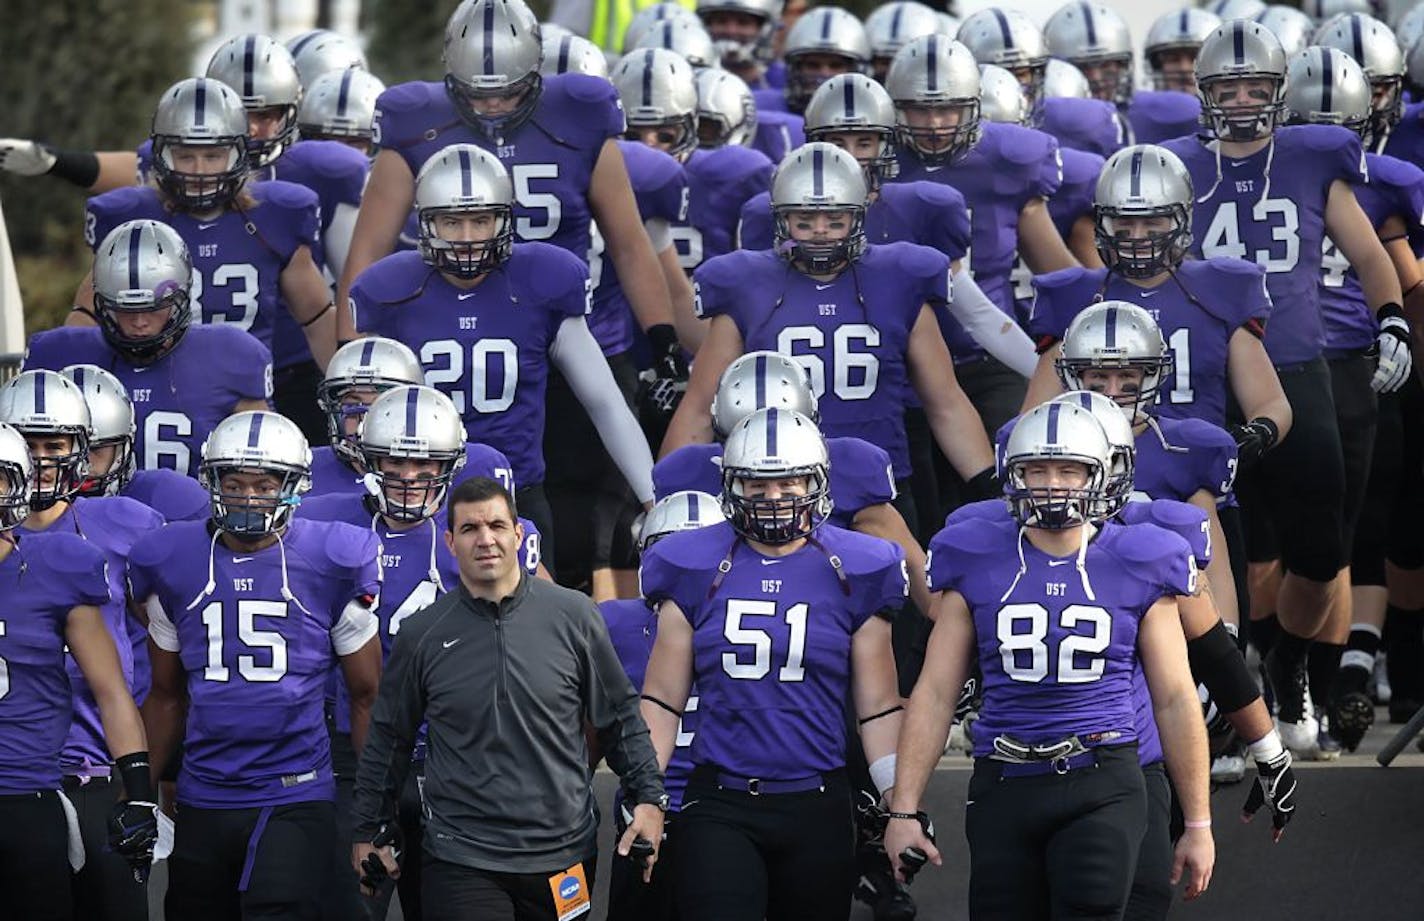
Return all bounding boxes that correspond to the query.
[184,528,223,611]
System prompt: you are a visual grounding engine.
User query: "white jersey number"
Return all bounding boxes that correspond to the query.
[512,164,562,241]
[191,263,261,330]
[722,599,809,682]
[777,324,881,402]
[420,338,520,414]
[200,600,289,683]
[142,410,193,476]
[388,580,440,636]
[1200,199,1299,273]
[996,602,1112,684]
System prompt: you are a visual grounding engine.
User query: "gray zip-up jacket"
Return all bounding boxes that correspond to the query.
[351,574,664,873]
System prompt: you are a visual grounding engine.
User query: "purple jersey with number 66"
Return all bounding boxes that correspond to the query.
[640,521,906,779]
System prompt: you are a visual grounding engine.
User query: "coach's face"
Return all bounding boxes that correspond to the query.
[445,497,524,587]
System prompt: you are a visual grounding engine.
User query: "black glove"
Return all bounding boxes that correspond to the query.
[647,324,689,382]
[1241,749,1296,842]
[107,799,159,883]
[359,823,402,895]
[962,467,1001,503]
[1228,417,1279,468]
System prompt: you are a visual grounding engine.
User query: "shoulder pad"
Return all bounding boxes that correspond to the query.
[622,142,684,190]
[461,442,514,482]
[886,241,951,280]
[318,519,381,570]
[295,493,357,523]
[823,524,903,575]
[353,251,430,305]
[932,515,1015,560]
[89,185,159,217]
[654,520,736,569]
[943,498,1011,529]
[1189,257,1265,281]
[37,531,108,577]
[127,522,193,570]
[1060,147,1106,183]
[510,243,589,305]
[1111,520,1192,567]
[695,248,772,291]
[905,180,966,210]
[1033,265,1098,293]
[1161,416,1236,452]
[293,140,370,182]
[709,144,774,180]
[1289,123,1358,154]
[23,327,108,371]
[252,178,320,212]
[994,123,1058,168]
[1366,152,1424,192]
[827,435,890,470]
[376,80,440,115]
[79,495,163,537]
[558,72,620,106]
[204,325,273,380]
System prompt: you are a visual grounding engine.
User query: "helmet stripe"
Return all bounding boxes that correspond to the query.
[1232,22,1245,66]
[843,77,856,117]
[457,148,474,198]
[71,366,87,389]
[1081,2,1098,46]
[33,371,46,415]
[891,4,904,38]
[927,35,939,91]
[337,67,354,117]
[992,8,1014,49]
[1105,306,1119,349]
[290,32,319,56]
[812,145,824,196]
[1129,148,1143,198]
[1046,402,1061,442]
[127,226,143,292]
[558,36,572,74]
[642,49,656,106]
[482,0,497,76]
[247,413,264,448]
[686,491,699,522]
[405,386,420,435]
[194,80,208,127]
[1321,48,1335,113]
[754,353,767,408]
[1178,10,1188,34]
[820,10,832,41]
[766,407,779,455]
[359,339,377,365]
[1349,15,1364,65]
[243,35,257,98]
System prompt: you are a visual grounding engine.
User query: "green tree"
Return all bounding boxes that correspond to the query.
[0,0,193,332]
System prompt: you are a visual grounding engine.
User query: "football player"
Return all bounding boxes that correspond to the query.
[24,219,272,479]
[131,412,383,920]
[696,0,786,90]
[755,6,870,116]
[1136,8,1221,142]
[640,407,908,921]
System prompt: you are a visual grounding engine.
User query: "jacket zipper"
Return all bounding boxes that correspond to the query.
[494,609,508,706]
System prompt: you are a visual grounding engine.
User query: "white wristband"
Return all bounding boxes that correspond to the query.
[1247,730,1285,763]
[869,754,897,796]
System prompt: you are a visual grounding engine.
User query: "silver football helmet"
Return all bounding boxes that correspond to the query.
[640,490,727,548]
[887,35,982,166]
[62,364,136,497]
[720,407,832,543]
[1051,389,1135,516]
[711,351,820,439]
[1285,45,1372,134]
[1203,0,1268,18]
[866,1,944,81]
[1313,13,1405,150]
[612,48,701,161]
[286,29,369,89]
[150,77,250,211]
[783,7,871,113]
[318,337,425,467]
[1043,58,1092,99]
[414,144,516,278]
[696,68,758,148]
[541,33,610,78]
[957,8,1049,116]
[360,386,468,522]
[1056,300,1173,422]
[0,423,33,531]
[1003,400,1114,529]
[91,219,194,365]
[0,370,92,510]
[634,18,719,70]
[206,34,303,168]
[297,67,386,150]
[199,411,312,536]
[1043,1,1135,105]
[1144,8,1222,92]
[1303,0,1375,21]
[1195,19,1289,141]
[1397,6,1424,57]
[804,73,901,185]
[770,142,869,274]
[444,0,544,141]
[1254,5,1317,58]
[631,3,705,51]
[1093,144,1194,277]
[980,64,1029,124]
[696,0,784,67]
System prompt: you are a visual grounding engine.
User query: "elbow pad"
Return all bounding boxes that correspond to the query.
[1186,620,1260,715]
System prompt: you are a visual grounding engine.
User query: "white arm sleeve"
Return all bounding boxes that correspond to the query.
[146,595,180,652]
[331,597,380,656]
[322,202,360,283]
[550,316,656,503]
[644,217,673,253]
[948,269,1039,378]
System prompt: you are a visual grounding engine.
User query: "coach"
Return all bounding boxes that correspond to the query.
[350,477,667,920]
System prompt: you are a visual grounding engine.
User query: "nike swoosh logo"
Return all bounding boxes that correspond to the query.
[197,222,219,230]
[457,292,477,300]
[443,638,460,649]
[966,800,975,806]
[232,557,253,563]
[1138,290,1157,298]
[760,558,781,565]
[1048,559,1071,567]
[1229,160,1248,167]
[815,283,834,290]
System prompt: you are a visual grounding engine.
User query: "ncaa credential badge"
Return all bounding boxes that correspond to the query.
[548,862,592,919]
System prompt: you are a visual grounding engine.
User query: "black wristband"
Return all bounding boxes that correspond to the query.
[300,302,334,328]
[115,752,155,803]
[647,323,679,356]
[46,147,101,189]
[1378,301,1405,322]
[964,467,1001,502]
[641,693,682,716]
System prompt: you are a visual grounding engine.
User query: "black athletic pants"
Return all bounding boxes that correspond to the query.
[674,767,855,921]
[606,813,679,921]
[422,852,597,921]
[0,790,74,921]
[1327,352,1379,553]
[65,775,149,920]
[965,744,1147,920]
[165,800,335,921]
[1123,761,1174,921]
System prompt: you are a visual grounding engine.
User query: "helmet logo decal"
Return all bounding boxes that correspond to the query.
[247,412,264,448]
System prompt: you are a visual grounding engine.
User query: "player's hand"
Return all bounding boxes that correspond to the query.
[617,802,664,883]
[0,138,56,176]
[647,323,689,382]
[1228,417,1279,468]
[884,812,941,883]
[1241,749,1297,843]
[1372,313,1413,393]
[107,798,159,883]
[352,824,401,897]
[1170,825,1214,900]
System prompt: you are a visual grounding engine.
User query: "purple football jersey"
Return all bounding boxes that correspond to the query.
[1127,90,1202,145]
[375,75,624,260]
[754,111,805,164]
[599,597,700,810]
[0,532,111,794]
[1028,260,1270,428]
[352,246,589,487]
[640,520,906,778]
[588,142,689,356]
[738,181,971,259]
[694,244,951,476]
[891,122,1062,360]
[752,87,786,114]
[1321,153,1424,353]
[1039,97,1124,158]
[23,498,160,776]
[84,182,319,356]
[927,515,1195,756]
[128,518,380,807]
[122,468,210,523]
[23,325,272,478]
[1163,126,1366,365]
[1009,147,1104,324]
[652,436,896,528]
[678,146,774,273]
